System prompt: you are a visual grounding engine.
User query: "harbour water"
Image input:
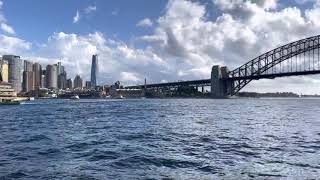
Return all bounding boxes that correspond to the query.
[0,98,320,179]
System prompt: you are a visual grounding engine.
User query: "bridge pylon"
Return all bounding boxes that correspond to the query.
[211,65,233,98]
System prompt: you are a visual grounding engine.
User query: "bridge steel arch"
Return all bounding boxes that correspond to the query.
[126,35,320,98]
[220,35,320,97]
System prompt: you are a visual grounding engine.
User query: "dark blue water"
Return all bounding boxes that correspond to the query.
[0,98,320,179]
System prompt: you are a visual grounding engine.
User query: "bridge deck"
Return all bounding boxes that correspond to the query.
[125,70,320,89]
[126,79,211,89]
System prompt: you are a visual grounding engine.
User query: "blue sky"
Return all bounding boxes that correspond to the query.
[2,0,313,45]
[1,0,320,93]
[3,0,168,44]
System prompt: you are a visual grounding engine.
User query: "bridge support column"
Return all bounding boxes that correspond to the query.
[211,65,232,98]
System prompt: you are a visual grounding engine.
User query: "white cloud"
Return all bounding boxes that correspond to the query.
[84,5,96,14]
[73,10,80,23]
[136,18,153,27]
[120,72,140,82]
[0,1,15,35]
[0,35,31,54]
[3,0,320,93]
[0,23,14,34]
[133,0,320,93]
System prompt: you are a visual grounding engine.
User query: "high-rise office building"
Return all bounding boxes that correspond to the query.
[22,71,35,92]
[56,62,65,75]
[46,65,57,89]
[24,60,33,72]
[73,75,83,89]
[0,60,9,82]
[58,72,67,89]
[22,60,35,92]
[91,54,98,87]
[33,63,42,90]
[55,62,67,90]
[3,55,22,93]
[41,74,46,88]
[66,79,73,89]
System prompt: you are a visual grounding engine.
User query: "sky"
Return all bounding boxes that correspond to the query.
[1,0,320,94]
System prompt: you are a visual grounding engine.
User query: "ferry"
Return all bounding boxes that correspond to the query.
[0,99,20,105]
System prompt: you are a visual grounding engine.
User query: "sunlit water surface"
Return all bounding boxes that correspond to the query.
[0,98,320,179]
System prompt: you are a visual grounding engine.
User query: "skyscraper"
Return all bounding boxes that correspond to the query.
[56,62,67,90]
[3,55,22,93]
[58,72,67,89]
[33,63,42,90]
[24,60,33,72]
[66,79,73,89]
[22,60,35,92]
[91,54,98,87]
[22,71,35,92]
[46,65,58,89]
[73,75,83,89]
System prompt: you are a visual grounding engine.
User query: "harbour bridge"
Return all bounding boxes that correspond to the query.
[126,35,320,98]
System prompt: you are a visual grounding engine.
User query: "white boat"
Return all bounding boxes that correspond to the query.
[50,93,57,98]
[28,97,35,101]
[70,95,80,100]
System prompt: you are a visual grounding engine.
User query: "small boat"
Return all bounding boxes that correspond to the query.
[50,93,58,98]
[0,99,20,105]
[28,97,35,101]
[70,95,80,100]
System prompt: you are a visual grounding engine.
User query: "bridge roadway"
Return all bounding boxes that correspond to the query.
[125,79,211,89]
[125,70,320,89]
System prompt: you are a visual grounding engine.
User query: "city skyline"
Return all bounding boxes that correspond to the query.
[0,55,98,94]
[1,1,320,93]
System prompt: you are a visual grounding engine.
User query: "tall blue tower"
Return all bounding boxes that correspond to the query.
[91,54,98,87]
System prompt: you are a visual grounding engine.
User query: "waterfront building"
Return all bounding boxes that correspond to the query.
[56,62,65,75]
[0,60,9,82]
[73,75,83,89]
[22,71,35,92]
[46,65,58,89]
[58,72,67,90]
[24,60,33,72]
[3,55,22,93]
[33,63,42,90]
[0,82,17,97]
[91,54,98,87]
[66,78,73,89]
[41,70,46,88]
[55,62,67,90]
[22,60,35,92]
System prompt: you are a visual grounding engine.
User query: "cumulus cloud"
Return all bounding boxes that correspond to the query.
[1,23,14,34]
[0,1,15,34]
[136,18,153,27]
[3,0,320,93]
[73,10,80,23]
[0,35,31,54]
[134,0,320,92]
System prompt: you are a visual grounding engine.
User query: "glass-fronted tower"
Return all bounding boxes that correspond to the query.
[3,55,22,93]
[90,54,98,87]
